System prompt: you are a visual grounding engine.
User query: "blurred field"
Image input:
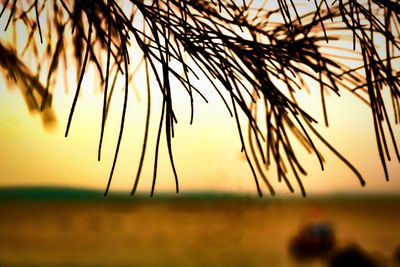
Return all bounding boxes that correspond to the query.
[0,194,399,267]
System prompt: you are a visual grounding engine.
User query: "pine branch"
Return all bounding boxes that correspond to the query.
[0,0,399,196]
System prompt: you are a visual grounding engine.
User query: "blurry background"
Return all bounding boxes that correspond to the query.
[1,72,400,194]
[0,0,400,266]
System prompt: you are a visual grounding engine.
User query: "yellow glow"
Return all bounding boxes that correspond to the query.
[1,64,400,195]
[0,1,399,196]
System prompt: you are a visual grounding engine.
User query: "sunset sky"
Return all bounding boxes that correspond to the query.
[0,1,399,196]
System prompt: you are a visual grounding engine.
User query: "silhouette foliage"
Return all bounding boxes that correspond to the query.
[0,0,399,196]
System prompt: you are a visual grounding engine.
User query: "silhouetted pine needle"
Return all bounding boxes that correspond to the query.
[0,0,399,196]
[131,50,152,195]
[0,41,56,128]
[98,0,113,162]
[105,28,130,196]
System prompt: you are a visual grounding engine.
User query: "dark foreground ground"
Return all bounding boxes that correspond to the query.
[0,191,399,267]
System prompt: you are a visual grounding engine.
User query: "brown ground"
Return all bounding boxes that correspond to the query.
[0,198,399,267]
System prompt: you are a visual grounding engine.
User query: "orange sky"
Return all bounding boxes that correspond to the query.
[0,1,399,196]
[1,66,399,195]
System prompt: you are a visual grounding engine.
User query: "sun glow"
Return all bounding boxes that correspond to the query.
[0,0,399,196]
